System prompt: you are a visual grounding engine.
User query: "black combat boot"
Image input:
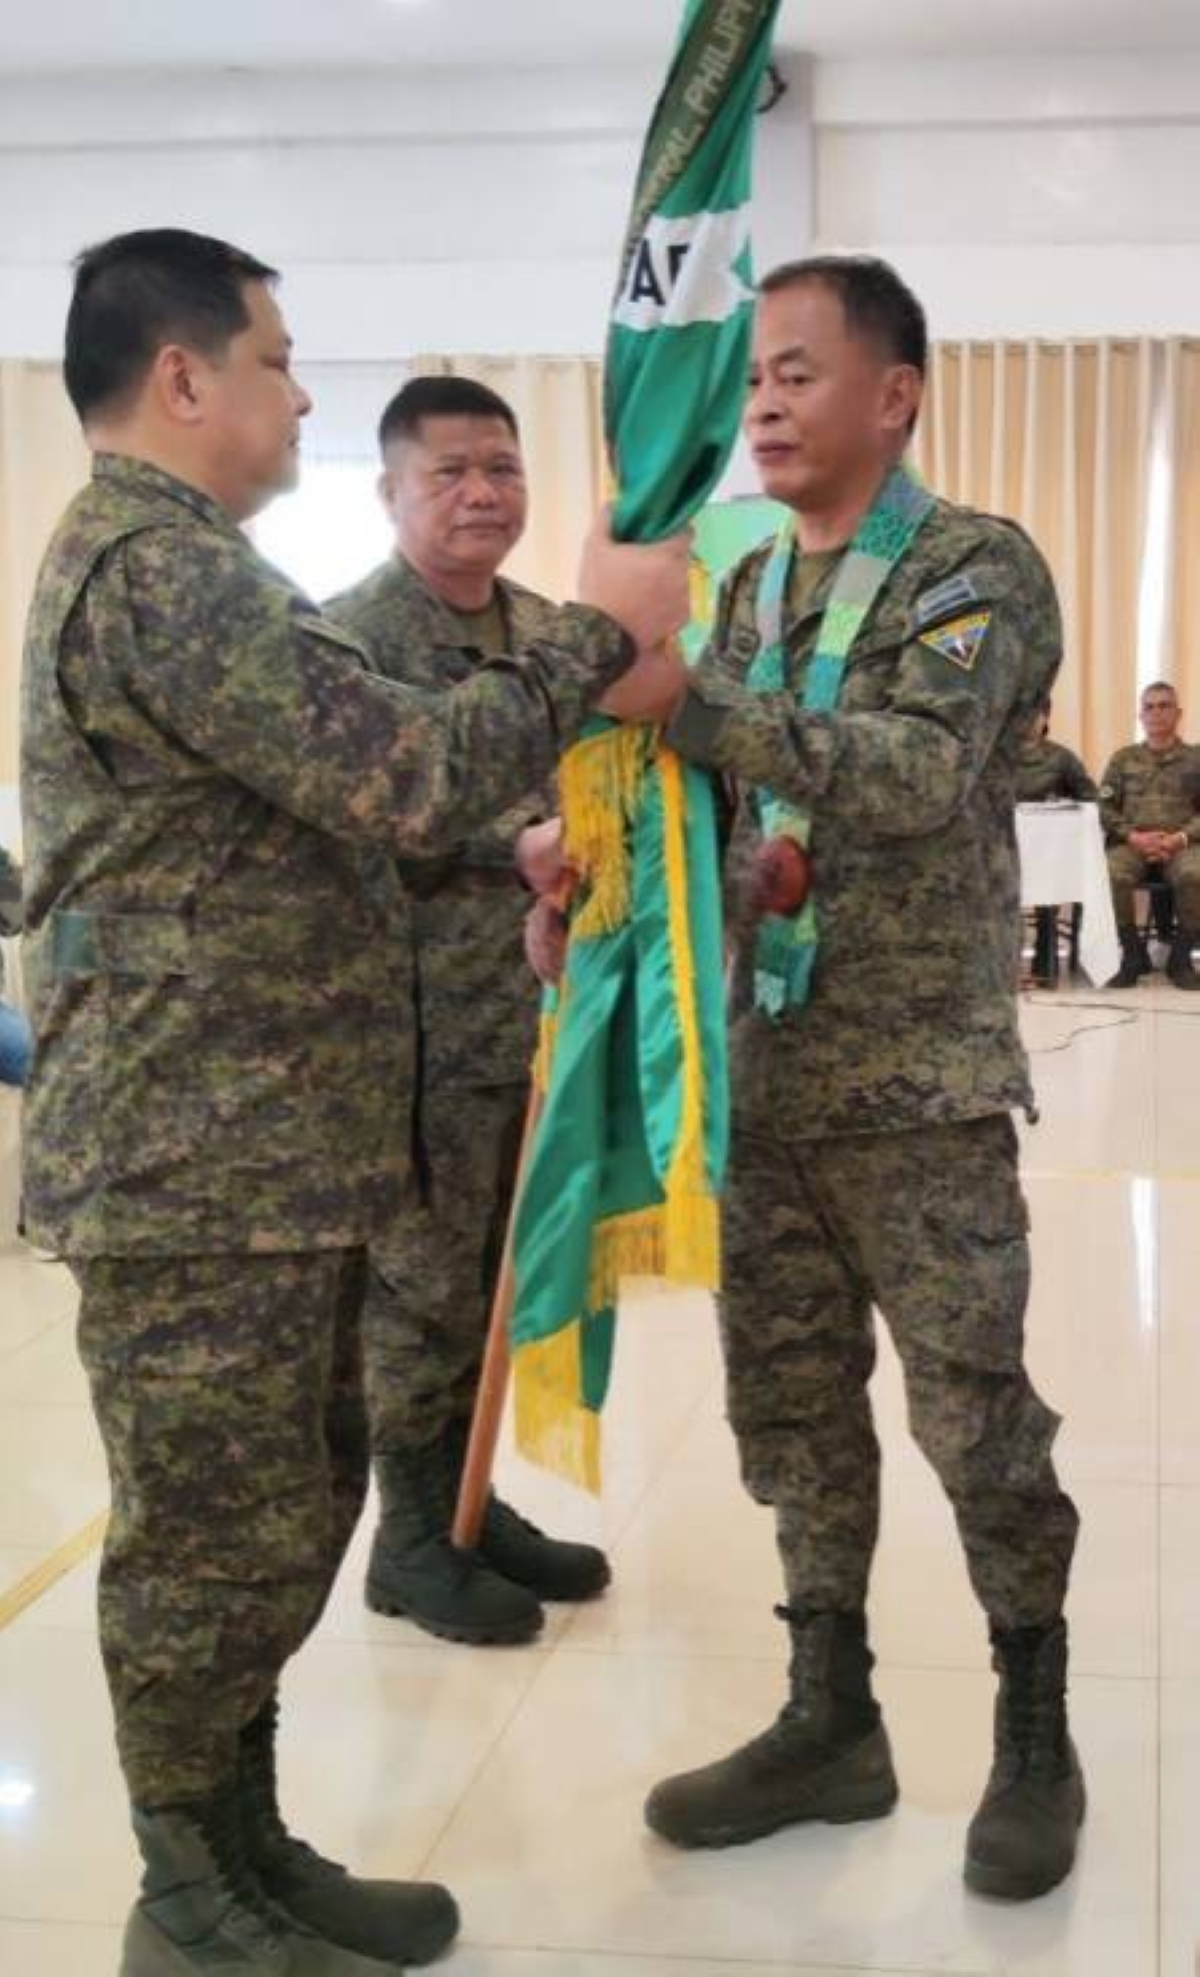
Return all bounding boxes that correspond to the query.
[1031,908,1057,986]
[1106,932,1148,988]
[365,1442,543,1644]
[964,1617,1085,1900]
[238,1698,459,1966]
[1167,931,1200,988]
[435,1422,611,1604]
[122,1786,403,1974]
[644,1605,898,1849]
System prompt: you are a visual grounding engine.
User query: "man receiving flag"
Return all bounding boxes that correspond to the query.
[647,253,1084,1904]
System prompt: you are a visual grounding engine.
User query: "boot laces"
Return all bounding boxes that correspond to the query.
[194,1798,290,1950]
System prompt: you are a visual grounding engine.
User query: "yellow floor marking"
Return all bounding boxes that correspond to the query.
[0,1511,107,1632]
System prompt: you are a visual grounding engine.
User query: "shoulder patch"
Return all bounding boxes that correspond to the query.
[913,572,982,631]
[918,609,992,672]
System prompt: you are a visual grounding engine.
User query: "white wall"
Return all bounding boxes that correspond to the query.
[0,59,813,363]
[2,49,1199,366]
[813,54,1200,336]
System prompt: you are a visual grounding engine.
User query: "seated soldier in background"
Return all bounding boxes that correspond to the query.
[325,376,608,1646]
[1014,697,1097,985]
[1099,681,1200,988]
[0,845,32,1088]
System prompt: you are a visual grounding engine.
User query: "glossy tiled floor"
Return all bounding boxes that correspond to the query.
[1,978,1198,1976]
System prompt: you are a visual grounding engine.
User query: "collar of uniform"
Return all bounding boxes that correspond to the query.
[92,452,239,535]
[385,552,558,654]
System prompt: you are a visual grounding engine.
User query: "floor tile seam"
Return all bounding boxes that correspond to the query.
[0,1909,121,1931]
[0,1509,106,1631]
[0,1315,73,1369]
[558,1379,725,1616]
[409,1619,565,1881]
[451,1933,989,1975]
[522,1638,1159,1682]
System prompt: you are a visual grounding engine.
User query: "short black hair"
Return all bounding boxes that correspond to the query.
[1141,680,1178,701]
[378,375,519,456]
[64,228,279,422]
[759,254,928,374]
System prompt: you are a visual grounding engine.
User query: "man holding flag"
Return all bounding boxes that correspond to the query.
[646,253,1084,1903]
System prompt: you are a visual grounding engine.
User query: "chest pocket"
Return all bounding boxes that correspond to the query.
[837,636,902,714]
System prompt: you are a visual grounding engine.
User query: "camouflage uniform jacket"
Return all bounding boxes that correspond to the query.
[1014,737,1097,804]
[1097,739,1200,844]
[20,454,630,1254]
[325,556,555,1088]
[667,497,1062,1139]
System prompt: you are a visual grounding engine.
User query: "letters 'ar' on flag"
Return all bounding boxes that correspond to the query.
[508,0,782,1491]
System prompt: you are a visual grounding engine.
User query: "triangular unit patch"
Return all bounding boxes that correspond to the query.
[919,609,992,671]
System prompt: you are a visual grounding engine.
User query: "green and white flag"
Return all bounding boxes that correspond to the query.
[509,0,782,1489]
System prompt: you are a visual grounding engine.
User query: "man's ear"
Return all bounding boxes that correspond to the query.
[880,363,923,438]
[151,343,207,428]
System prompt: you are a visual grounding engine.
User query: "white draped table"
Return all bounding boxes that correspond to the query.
[1015,801,1120,986]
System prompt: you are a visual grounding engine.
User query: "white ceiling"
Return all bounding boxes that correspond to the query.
[1,0,1198,73]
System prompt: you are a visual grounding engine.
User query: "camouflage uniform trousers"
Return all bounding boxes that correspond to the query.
[721,1112,1078,1629]
[362,1083,526,1451]
[1106,842,1200,937]
[75,1248,369,1806]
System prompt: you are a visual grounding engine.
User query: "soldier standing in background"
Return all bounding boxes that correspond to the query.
[21,228,688,1977]
[643,255,1083,1902]
[1099,680,1200,987]
[326,376,608,1646]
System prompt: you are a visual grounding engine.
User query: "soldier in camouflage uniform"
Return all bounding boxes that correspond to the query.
[1098,680,1200,987]
[21,229,688,1977]
[325,377,608,1645]
[644,257,1083,1903]
[1014,698,1098,982]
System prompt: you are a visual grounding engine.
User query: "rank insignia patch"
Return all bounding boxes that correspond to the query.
[919,609,992,670]
[913,573,981,629]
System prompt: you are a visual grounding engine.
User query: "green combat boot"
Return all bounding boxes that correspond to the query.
[964,1617,1085,1900]
[239,1698,458,1966]
[122,1789,404,1974]
[1167,931,1200,989]
[366,1443,543,1645]
[644,1605,898,1849]
[1107,932,1148,988]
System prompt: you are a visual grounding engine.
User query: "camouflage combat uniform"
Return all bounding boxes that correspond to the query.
[1014,737,1096,804]
[20,454,630,1804]
[1097,738,1200,935]
[324,556,555,1454]
[666,498,1079,1628]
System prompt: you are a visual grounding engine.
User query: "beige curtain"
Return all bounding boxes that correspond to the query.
[0,363,89,786]
[1159,339,1200,728]
[910,339,1156,775]
[411,354,605,602]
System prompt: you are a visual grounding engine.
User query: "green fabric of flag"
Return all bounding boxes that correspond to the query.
[510,0,782,1489]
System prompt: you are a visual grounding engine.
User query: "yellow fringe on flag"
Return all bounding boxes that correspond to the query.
[588,1195,720,1313]
[658,740,709,1198]
[533,1000,561,1096]
[558,723,651,938]
[512,1329,603,1494]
